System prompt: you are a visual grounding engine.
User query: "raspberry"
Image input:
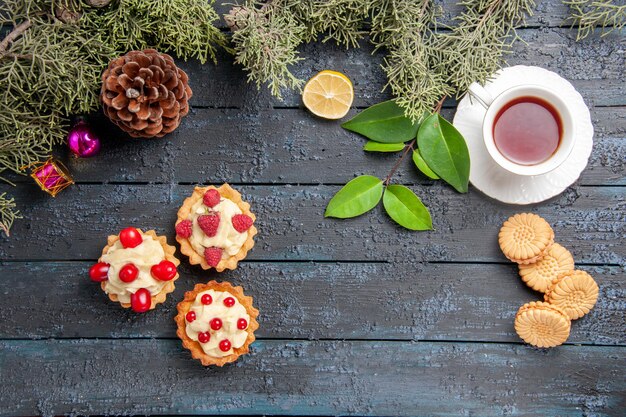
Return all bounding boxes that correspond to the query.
[204,247,223,267]
[203,189,221,208]
[175,220,193,238]
[231,214,253,233]
[197,214,220,237]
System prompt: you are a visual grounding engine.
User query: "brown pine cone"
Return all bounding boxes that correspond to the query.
[101,49,192,138]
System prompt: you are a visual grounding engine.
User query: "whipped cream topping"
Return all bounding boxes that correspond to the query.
[101,233,166,303]
[188,197,247,259]
[185,289,250,357]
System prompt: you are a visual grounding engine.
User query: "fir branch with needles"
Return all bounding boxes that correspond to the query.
[225,2,307,98]
[0,193,21,237]
[564,0,626,40]
[370,0,453,121]
[0,0,227,237]
[436,0,536,96]
[226,0,536,118]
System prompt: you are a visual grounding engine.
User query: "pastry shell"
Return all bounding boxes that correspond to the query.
[100,229,180,310]
[176,184,257,271]
[175,281,260,366]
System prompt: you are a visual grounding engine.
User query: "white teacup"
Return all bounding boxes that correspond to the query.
[467,82,575,176]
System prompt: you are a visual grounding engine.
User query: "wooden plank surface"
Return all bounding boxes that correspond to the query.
[4,106,616,186]
[0,261,623,344]
[177,28,625,109]
[1,1,625,416]
[0,184,623,264]
[0,339,624,416]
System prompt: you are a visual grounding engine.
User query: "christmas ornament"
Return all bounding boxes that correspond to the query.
[101,49,193,138]
[0,0,225,236]
[67,120,101,158]
[27,159,74,197]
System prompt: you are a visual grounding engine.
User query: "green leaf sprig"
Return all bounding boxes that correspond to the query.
[325,99,470,231]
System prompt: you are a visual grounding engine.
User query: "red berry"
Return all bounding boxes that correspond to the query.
[175,220,193,238]
[223,297,235,307]
[197,213,220,237]
[201,294,213,305]
[198,331,211,343]
[219,339,231,352]
[119,263,139,283]
[231,214,253,233]
[150,260,177,281]
[203,189,221,208]
[186,311,196,322]
[237,318,248,330]
[210,318,223,330]
[130,288,151,313]
[119,227,143,248]
[204,247,223,267]
[89,262,110,282]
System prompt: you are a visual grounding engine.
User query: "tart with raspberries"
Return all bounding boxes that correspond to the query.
[89,227,180,312]
[175,184,257,271]
[175,281,259,366]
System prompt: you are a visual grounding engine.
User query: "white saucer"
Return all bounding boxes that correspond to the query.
[453,65,594,204]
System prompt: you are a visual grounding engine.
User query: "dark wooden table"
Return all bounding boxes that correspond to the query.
[1,2,624,416]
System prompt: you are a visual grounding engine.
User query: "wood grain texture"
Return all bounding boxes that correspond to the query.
[1,3,625,417]
[0,339,624,416]
[0,185,623,264]
[0,261,623,344]
[2,105,618,186]
[177,28,625,109]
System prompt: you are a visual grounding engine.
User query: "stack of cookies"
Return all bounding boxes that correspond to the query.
[498,213,600,348]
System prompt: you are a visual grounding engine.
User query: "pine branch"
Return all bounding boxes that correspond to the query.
[564,0,626,40]
[0,193,21,237]
[0,0,227,236]
[226,1,307,98]
[371,0,452,121]
[436,0,535,96]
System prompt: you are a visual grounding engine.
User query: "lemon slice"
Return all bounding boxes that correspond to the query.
[302,70,354,119]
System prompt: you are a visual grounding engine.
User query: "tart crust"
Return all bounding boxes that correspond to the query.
[176,184,257,271]
[175,281,260,366]
[99,229,180,310]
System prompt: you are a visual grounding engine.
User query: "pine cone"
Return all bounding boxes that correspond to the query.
[101,49,192,138]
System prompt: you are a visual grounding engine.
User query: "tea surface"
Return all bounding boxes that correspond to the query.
[493,97,561,165]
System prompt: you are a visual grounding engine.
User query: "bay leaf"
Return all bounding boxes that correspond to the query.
[417,114,470,193]
[364,141,406,152]
[342,100,420,143]
[325,175,384,218]
[412,149,440,179]
[383,185,432,231]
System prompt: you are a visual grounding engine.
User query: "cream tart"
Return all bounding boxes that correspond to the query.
[89,227,180,312]
[175,184,256,271]
[175,281,259,366]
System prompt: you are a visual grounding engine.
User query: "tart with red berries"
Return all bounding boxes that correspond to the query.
[175,184,257,272]
[89,227,180,312]
[175,281,259,366]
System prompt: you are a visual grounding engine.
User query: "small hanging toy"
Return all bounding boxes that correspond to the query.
[67,119,101,158]
[27,158,74,197]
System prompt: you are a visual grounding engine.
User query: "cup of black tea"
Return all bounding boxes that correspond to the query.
[467,83,575,176]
